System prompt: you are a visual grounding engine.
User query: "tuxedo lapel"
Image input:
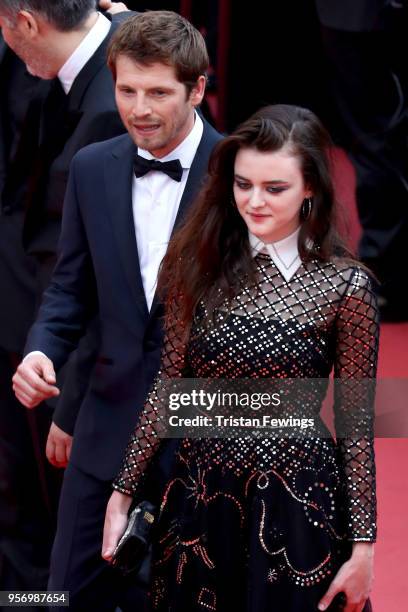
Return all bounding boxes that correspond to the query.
[67,26,113,110]
[38,79,70,146]
[104,136,149,319]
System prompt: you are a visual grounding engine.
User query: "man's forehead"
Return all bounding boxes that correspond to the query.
[116,55,174,72]
[115,56,180,81]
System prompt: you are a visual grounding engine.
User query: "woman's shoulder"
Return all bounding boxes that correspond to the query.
[316,258,376,296]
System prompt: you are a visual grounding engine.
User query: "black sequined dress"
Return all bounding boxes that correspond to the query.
[114,254,378,612]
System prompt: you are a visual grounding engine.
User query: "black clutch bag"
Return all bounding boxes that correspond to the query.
[111,500,156,577]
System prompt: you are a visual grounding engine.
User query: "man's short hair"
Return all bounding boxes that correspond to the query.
[107,11,209,93]
[0,0,95,31]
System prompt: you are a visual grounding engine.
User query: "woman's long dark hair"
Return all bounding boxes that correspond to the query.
[159,104,352,335]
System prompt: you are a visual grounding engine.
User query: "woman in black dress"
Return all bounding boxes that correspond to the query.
[103,105,378,612]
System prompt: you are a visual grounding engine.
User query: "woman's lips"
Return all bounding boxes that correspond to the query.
[248,212,270,220]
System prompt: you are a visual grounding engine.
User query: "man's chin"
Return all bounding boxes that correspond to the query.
[25,64,40,76]
[132,134,163,153]
[26,63,56,80]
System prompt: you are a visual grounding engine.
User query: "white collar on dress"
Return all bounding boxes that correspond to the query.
[58,12,110,94]
[248,227,302,282]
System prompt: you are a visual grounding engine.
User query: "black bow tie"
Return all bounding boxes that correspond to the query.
[134,154,183,182]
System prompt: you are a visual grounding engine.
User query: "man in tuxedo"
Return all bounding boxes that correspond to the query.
[0,0,130,453]
[0,35,56,596]
[13,11,221,611]
[0,0,130,596]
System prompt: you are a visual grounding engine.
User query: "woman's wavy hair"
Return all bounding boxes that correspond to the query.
[159,104,352,335]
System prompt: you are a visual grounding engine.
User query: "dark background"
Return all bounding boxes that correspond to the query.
[126,0,334,134]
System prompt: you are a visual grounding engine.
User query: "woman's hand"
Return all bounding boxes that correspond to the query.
[102,490,133,562]
[318,543,374,611]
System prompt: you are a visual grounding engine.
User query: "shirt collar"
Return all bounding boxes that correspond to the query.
[249,227,302,281]
[58,12,110,94]
[138,111,204,169]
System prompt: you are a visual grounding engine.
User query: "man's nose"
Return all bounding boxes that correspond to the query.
[132,95,152,117]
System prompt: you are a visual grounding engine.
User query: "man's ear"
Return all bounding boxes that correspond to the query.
[190,75,207,106]
[16,10,40,38]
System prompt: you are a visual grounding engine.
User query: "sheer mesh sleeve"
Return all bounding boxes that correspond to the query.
[333,267,379,541]
[113,299,188,497]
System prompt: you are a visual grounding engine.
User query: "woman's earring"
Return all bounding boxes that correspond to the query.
[301,197,312,220]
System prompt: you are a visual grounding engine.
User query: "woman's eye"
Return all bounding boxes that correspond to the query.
[235,181,251,190]
[267,186,286,194]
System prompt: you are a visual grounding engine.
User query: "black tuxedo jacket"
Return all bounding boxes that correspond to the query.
[21,19,127,257]
[25,120,222,481]
[0,36,41,176]
[0,37,7,197]
[0,39,43,352]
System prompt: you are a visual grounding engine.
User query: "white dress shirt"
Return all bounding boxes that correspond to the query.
[133,113,204,310]
[58,12,111,94]
[249,227,302,282]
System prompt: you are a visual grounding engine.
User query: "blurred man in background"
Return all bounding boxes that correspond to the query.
[0,0,130,596]
[315,0,408,321]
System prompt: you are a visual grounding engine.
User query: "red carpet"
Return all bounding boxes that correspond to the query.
[333,149,408,611]
[372,324,408,610]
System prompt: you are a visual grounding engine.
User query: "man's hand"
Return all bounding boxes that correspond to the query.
[102,490,132,562]
[12,354,59,409]
[46,422,73,468]
[98,0,129,14]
